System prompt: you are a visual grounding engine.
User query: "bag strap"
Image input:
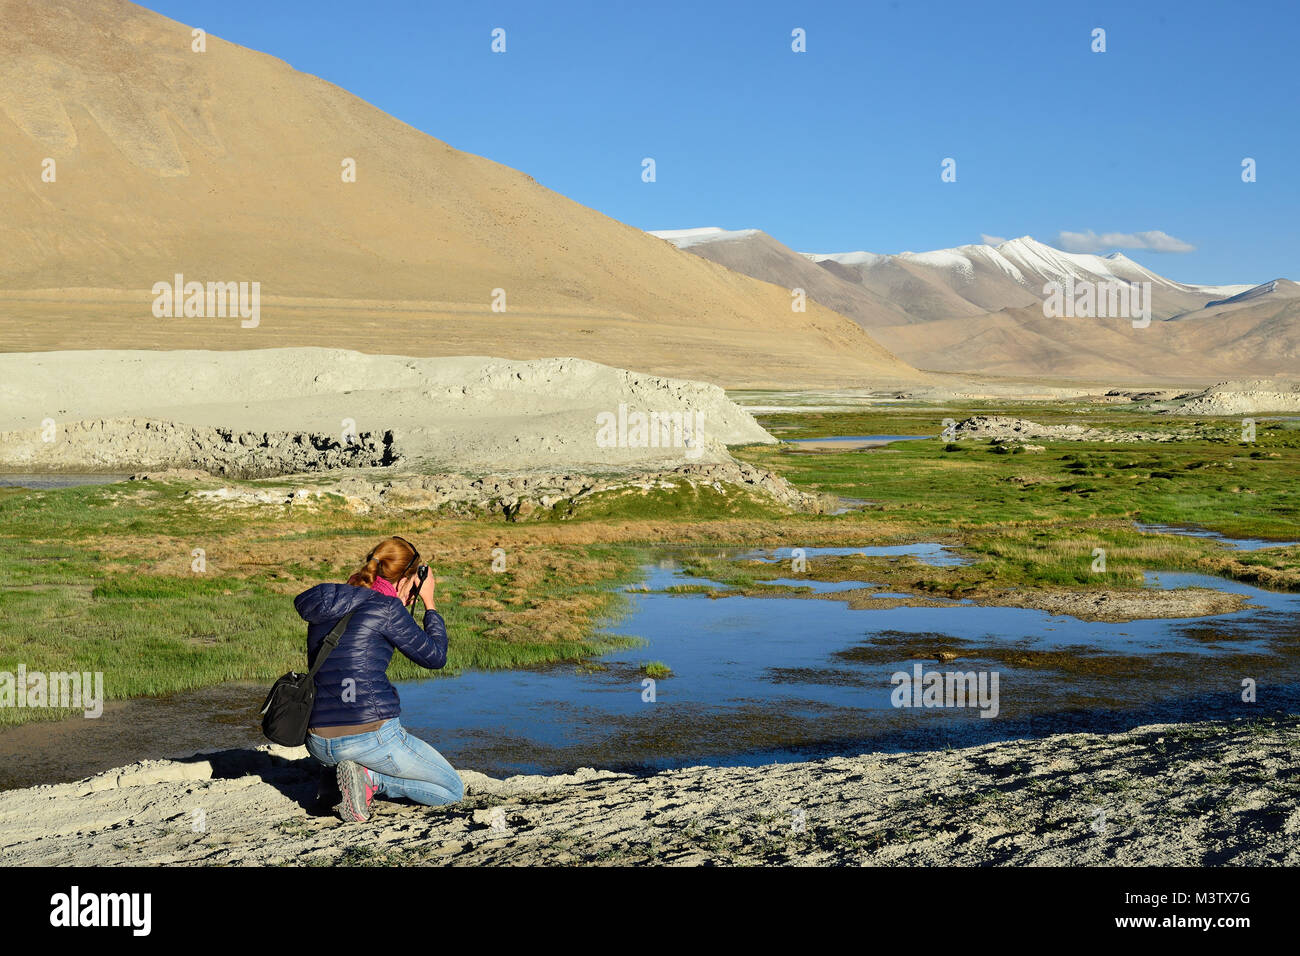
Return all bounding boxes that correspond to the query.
[306,610,356,679]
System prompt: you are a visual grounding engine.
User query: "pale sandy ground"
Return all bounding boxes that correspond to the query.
[0,348,775,472]
[1,715,1295,866]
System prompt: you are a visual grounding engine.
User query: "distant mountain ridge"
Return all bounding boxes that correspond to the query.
[649,228,1297,381]
[806,235,1252,320]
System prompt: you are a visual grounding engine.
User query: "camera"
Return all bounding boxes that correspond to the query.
[408,563,430,610]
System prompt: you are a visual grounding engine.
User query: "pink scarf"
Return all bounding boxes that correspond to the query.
[370,577,399,599]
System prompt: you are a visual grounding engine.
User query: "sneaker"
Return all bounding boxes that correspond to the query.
[334,760,377,822]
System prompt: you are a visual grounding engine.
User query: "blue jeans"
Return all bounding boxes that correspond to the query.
[306,718,464,807]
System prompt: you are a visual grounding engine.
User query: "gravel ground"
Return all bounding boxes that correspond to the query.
[2,715,1296,866]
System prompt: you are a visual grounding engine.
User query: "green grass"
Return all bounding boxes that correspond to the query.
[641,660,672,679]
[739,434,1296,537]
[737,405,1297,530]
[0,487,649,725]
[717,401,1299,598]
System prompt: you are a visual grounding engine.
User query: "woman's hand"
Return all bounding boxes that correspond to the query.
[418,571,437,610]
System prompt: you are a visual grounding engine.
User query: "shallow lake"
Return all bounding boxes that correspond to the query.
[784,434,931,450]
[1135,522,1298,551]
[787,434,930,443]
[398,543,1300,778]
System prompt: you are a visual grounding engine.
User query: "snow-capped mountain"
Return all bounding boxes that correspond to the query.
[651,228,1257,324]
[649,227,1296,381]
[805,236,1250,313]
[647,227,762,248]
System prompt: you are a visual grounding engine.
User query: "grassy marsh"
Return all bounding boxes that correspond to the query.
[1,399,1296,726]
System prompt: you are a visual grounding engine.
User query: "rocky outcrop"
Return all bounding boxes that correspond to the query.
[1167,380,1300,416]
[186,460,836,517]
[950,416,1175,443]
[0,418,400,477]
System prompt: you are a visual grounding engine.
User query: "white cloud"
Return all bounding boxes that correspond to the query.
[980,233,1008,246]
[1056,229,1196,254]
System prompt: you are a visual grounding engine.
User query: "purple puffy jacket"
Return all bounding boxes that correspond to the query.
[293,582,448,727]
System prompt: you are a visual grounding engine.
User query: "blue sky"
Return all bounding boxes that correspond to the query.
[147,0,1296,284]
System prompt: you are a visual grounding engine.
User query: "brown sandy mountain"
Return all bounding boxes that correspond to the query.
[869,281,1300,382]
[0,0,918,388]
[647,228,916,328]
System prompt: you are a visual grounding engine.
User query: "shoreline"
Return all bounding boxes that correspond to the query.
[1,714,1295,866]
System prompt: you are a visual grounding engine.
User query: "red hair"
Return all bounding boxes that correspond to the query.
[347,537,418,588]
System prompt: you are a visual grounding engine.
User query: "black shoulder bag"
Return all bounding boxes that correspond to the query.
[260,611,356,746]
